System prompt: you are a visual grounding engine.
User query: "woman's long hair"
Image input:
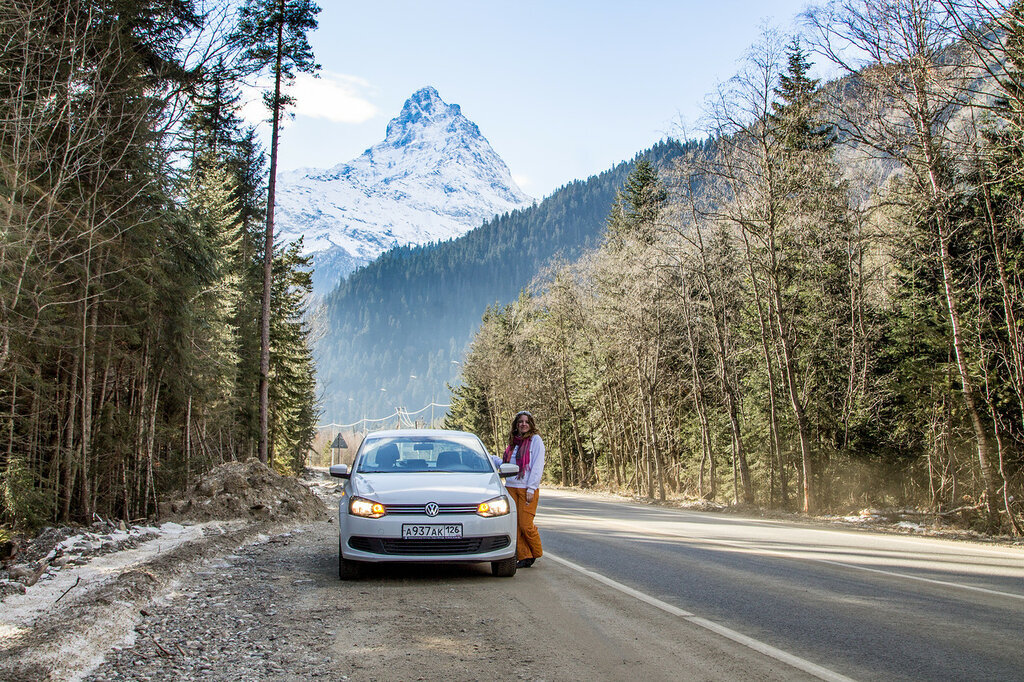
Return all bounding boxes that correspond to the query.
[507,411,538,447]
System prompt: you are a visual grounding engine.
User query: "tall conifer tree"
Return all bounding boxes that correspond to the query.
[605,158,667,247]
[233,0,320,463]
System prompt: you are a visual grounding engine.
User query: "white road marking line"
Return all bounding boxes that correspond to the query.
[541,507,1024,602]
[812,559,1024,600]
[546,552,857,682]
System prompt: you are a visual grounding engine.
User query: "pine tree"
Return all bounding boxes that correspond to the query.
[227,127,269,458]
[267,240,319,473]
[770,38,826,152]
[233,0,321,463]
[166,151,244,484]
[605,158,668,247]
[763,35,856,513]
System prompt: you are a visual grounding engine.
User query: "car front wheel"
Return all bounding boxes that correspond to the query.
[338,538,362,580]
[491,555,517,577]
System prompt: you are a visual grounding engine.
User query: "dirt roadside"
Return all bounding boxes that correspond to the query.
[0,460,328,681]
[0,518,300,681]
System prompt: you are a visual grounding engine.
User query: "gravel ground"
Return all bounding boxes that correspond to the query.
[86,527,341,681]
[0,462,331,682]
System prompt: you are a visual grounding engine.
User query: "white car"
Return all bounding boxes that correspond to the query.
[329,429,520,579]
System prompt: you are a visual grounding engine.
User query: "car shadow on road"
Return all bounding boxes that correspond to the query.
[352,561,498,582]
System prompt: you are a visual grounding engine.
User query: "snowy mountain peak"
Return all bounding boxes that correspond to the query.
[381,86,481,159]
[275,87,532,300]
[386,86,458,136]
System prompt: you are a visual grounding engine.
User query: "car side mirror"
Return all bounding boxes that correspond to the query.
[329,464,350,479]
[498,463,519,478]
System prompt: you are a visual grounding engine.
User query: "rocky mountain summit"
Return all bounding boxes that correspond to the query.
[275,86,532,299]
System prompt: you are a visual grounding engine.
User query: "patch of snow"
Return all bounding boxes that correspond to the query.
[896,521,926,531]
[0,521,233,638]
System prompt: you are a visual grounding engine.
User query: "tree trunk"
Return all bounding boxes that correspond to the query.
[909,60,1001,527]
[696,229,753,504]
[145,369,163,519]
[935,215,1002,530]
[559,352,586,484]
[740,233,787,506]
[185,394,192,489]
[981,180,1023,534]
[62,348,79,522]
[765,235,815,513]
[679,275,716,501]
[259,3,286,465]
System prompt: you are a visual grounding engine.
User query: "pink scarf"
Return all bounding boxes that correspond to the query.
[503,435,532,479]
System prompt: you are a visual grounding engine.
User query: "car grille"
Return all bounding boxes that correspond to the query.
[382,503,479,515]
[348,535,511,555]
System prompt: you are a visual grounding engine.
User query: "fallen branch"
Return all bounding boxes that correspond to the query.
[151,636,172,657]
[23,560,50,587]
[56,576,80,603]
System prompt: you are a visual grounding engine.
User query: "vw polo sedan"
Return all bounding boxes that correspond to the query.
[329,429,519,579]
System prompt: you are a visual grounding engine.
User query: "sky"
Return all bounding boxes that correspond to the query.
[266,0,817,200]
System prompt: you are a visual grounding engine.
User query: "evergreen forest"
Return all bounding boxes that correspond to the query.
[445,4,1024,534]
[0,0,320,531]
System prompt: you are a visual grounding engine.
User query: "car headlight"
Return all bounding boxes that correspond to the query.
[349,497,386,518]
[477,495,510,517]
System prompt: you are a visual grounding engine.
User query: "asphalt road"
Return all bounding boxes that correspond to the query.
[537,489,1024,682]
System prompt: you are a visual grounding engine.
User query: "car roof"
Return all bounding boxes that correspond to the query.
[364,429,478,440]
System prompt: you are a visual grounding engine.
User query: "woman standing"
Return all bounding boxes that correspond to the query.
[503,410,545,568]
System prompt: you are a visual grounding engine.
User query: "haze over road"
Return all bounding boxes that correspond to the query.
[538,489,1024,681]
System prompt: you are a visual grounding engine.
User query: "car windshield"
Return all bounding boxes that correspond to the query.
[356,434,493,473]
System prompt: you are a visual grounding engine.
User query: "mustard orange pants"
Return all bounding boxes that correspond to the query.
[508,487,542,560]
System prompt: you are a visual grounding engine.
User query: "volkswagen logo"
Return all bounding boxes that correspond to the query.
[424,502,440,517]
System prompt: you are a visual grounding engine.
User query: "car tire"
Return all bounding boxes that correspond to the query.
[338,539,362,580]
[491,556,517,577]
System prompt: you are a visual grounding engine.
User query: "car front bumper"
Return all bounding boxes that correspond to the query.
[338,511,517,563]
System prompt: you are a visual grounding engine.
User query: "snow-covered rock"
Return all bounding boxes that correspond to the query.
[276,86,532,299]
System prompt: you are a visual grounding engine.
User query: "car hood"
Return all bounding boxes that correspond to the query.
[350,472,504,504]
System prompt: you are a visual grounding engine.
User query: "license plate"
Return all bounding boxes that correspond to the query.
[402,524,463,539]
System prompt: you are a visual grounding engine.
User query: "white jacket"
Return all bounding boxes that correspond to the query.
[503,434,545,493]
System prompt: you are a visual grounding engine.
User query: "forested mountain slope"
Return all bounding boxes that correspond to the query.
[315,139,692,424]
